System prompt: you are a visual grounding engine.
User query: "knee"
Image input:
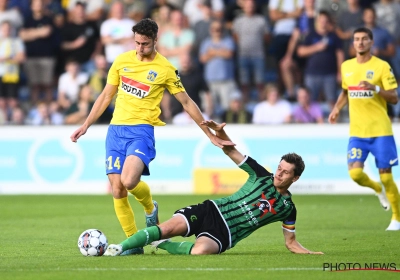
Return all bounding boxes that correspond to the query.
[190,246,214,255]
[349,168,363,183]
[120,176,140,191]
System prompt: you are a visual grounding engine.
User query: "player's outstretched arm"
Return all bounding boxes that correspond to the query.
[174,92,235,148]
[70,84,117,142]
[283,229,323,254]
[328,89,348,124]
[201,120,245,165]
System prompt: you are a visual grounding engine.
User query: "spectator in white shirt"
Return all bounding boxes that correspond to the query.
[57,59,89,110]
[100,1,135,64]
[252,83,292,124]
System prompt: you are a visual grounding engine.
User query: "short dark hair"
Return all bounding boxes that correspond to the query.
[281,153,305,177]
[131,18,158,40]
[353,27,373,40]
[318,10,332,23]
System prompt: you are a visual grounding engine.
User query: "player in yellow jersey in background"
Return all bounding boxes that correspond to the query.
[329,27,400,231]
[70,18,235,255]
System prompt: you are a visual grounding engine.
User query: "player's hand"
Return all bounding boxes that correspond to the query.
[70,125,88,143]
[357,80,374,91]
[210,134,235,148]
[201,120,225,131]
[309,251,324,255]
[328,107,340,124]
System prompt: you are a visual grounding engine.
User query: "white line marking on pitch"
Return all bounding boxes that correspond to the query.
[1,267,320,272]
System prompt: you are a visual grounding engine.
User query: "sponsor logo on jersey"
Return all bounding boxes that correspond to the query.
[252,192,277,218]
[348,86,374,98]
[121,76,150,98]
[366,70,374,79]
[147,70,158,82]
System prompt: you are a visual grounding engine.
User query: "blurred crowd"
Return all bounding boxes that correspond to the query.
[1,0,400,126]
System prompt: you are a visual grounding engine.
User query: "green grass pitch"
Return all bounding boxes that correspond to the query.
[0,195,399,280]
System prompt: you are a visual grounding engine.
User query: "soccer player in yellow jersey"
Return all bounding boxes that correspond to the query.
[70,18,235,254]
[329,27,400,231]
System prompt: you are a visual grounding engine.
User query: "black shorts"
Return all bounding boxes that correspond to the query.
[173,200,230,253]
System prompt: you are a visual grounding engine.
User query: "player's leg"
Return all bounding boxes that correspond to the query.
[105,215,189,256]
[122,155,158,225]
[105,125,143,241]
[347,137,382,193]
[373,136,400,229]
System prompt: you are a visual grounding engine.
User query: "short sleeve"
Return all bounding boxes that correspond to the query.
[239,156,272,178]
[282,205,297,232]
[165,66,186,95]
[106,60,120,86]
[381,62,398,91]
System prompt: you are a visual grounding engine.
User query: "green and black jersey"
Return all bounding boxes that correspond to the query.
[212,156,296,249]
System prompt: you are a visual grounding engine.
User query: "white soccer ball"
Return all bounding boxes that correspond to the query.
[77,229,108,256]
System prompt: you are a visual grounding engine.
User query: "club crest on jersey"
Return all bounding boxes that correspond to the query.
[366,70,374,80]
[121,76,150,99]
[147,70,158,82]
[348,86,374,98]
[252,192,277,218]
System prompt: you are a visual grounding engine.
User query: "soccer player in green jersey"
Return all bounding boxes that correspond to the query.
[104,120,323,255]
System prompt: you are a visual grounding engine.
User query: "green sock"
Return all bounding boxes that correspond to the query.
[157,240,194,255]
[121,226,161,251]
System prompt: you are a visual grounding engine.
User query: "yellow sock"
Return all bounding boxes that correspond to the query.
[349,168,382,192]
[380,173,400,221]
[129,181,154,215]
[113,197,137,237]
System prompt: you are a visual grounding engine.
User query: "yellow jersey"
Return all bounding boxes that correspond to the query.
[341,56,397,137]
[107,50,185,126]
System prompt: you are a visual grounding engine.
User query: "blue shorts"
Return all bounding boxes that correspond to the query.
[105,125,156,175]
[347,136,398,169]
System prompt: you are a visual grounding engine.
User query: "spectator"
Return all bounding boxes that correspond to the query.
[88,54,113,124]
[192,2,213,62]
[269,0,303,94]
[67,0,105,22]
[147,0,177,20]
[183,0,224,27]
[9,106,25,125]
[221,90,252,124]
[0,0,23,36]
[88,54,108,96]
[158,9,194,70]
[19,0,59,104]
[60,1,101,74]
[297,11,344,107]
[28,101,63,125]
[0,21,25,113]
[252,83,292,124]
[200,19,236,116]
[233,0,270,101]
[373,0,400,77]
[335,0,363,59]
[100,0,135,65]
[224,0,265,31]
[64,84,94,124]
[153,4,172,38]
[57,59,89,110]
[280,0,316,100]
[292,86,324,123]
[349,7,395,63]
[162,54,212,121]
[0,98,6,124]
